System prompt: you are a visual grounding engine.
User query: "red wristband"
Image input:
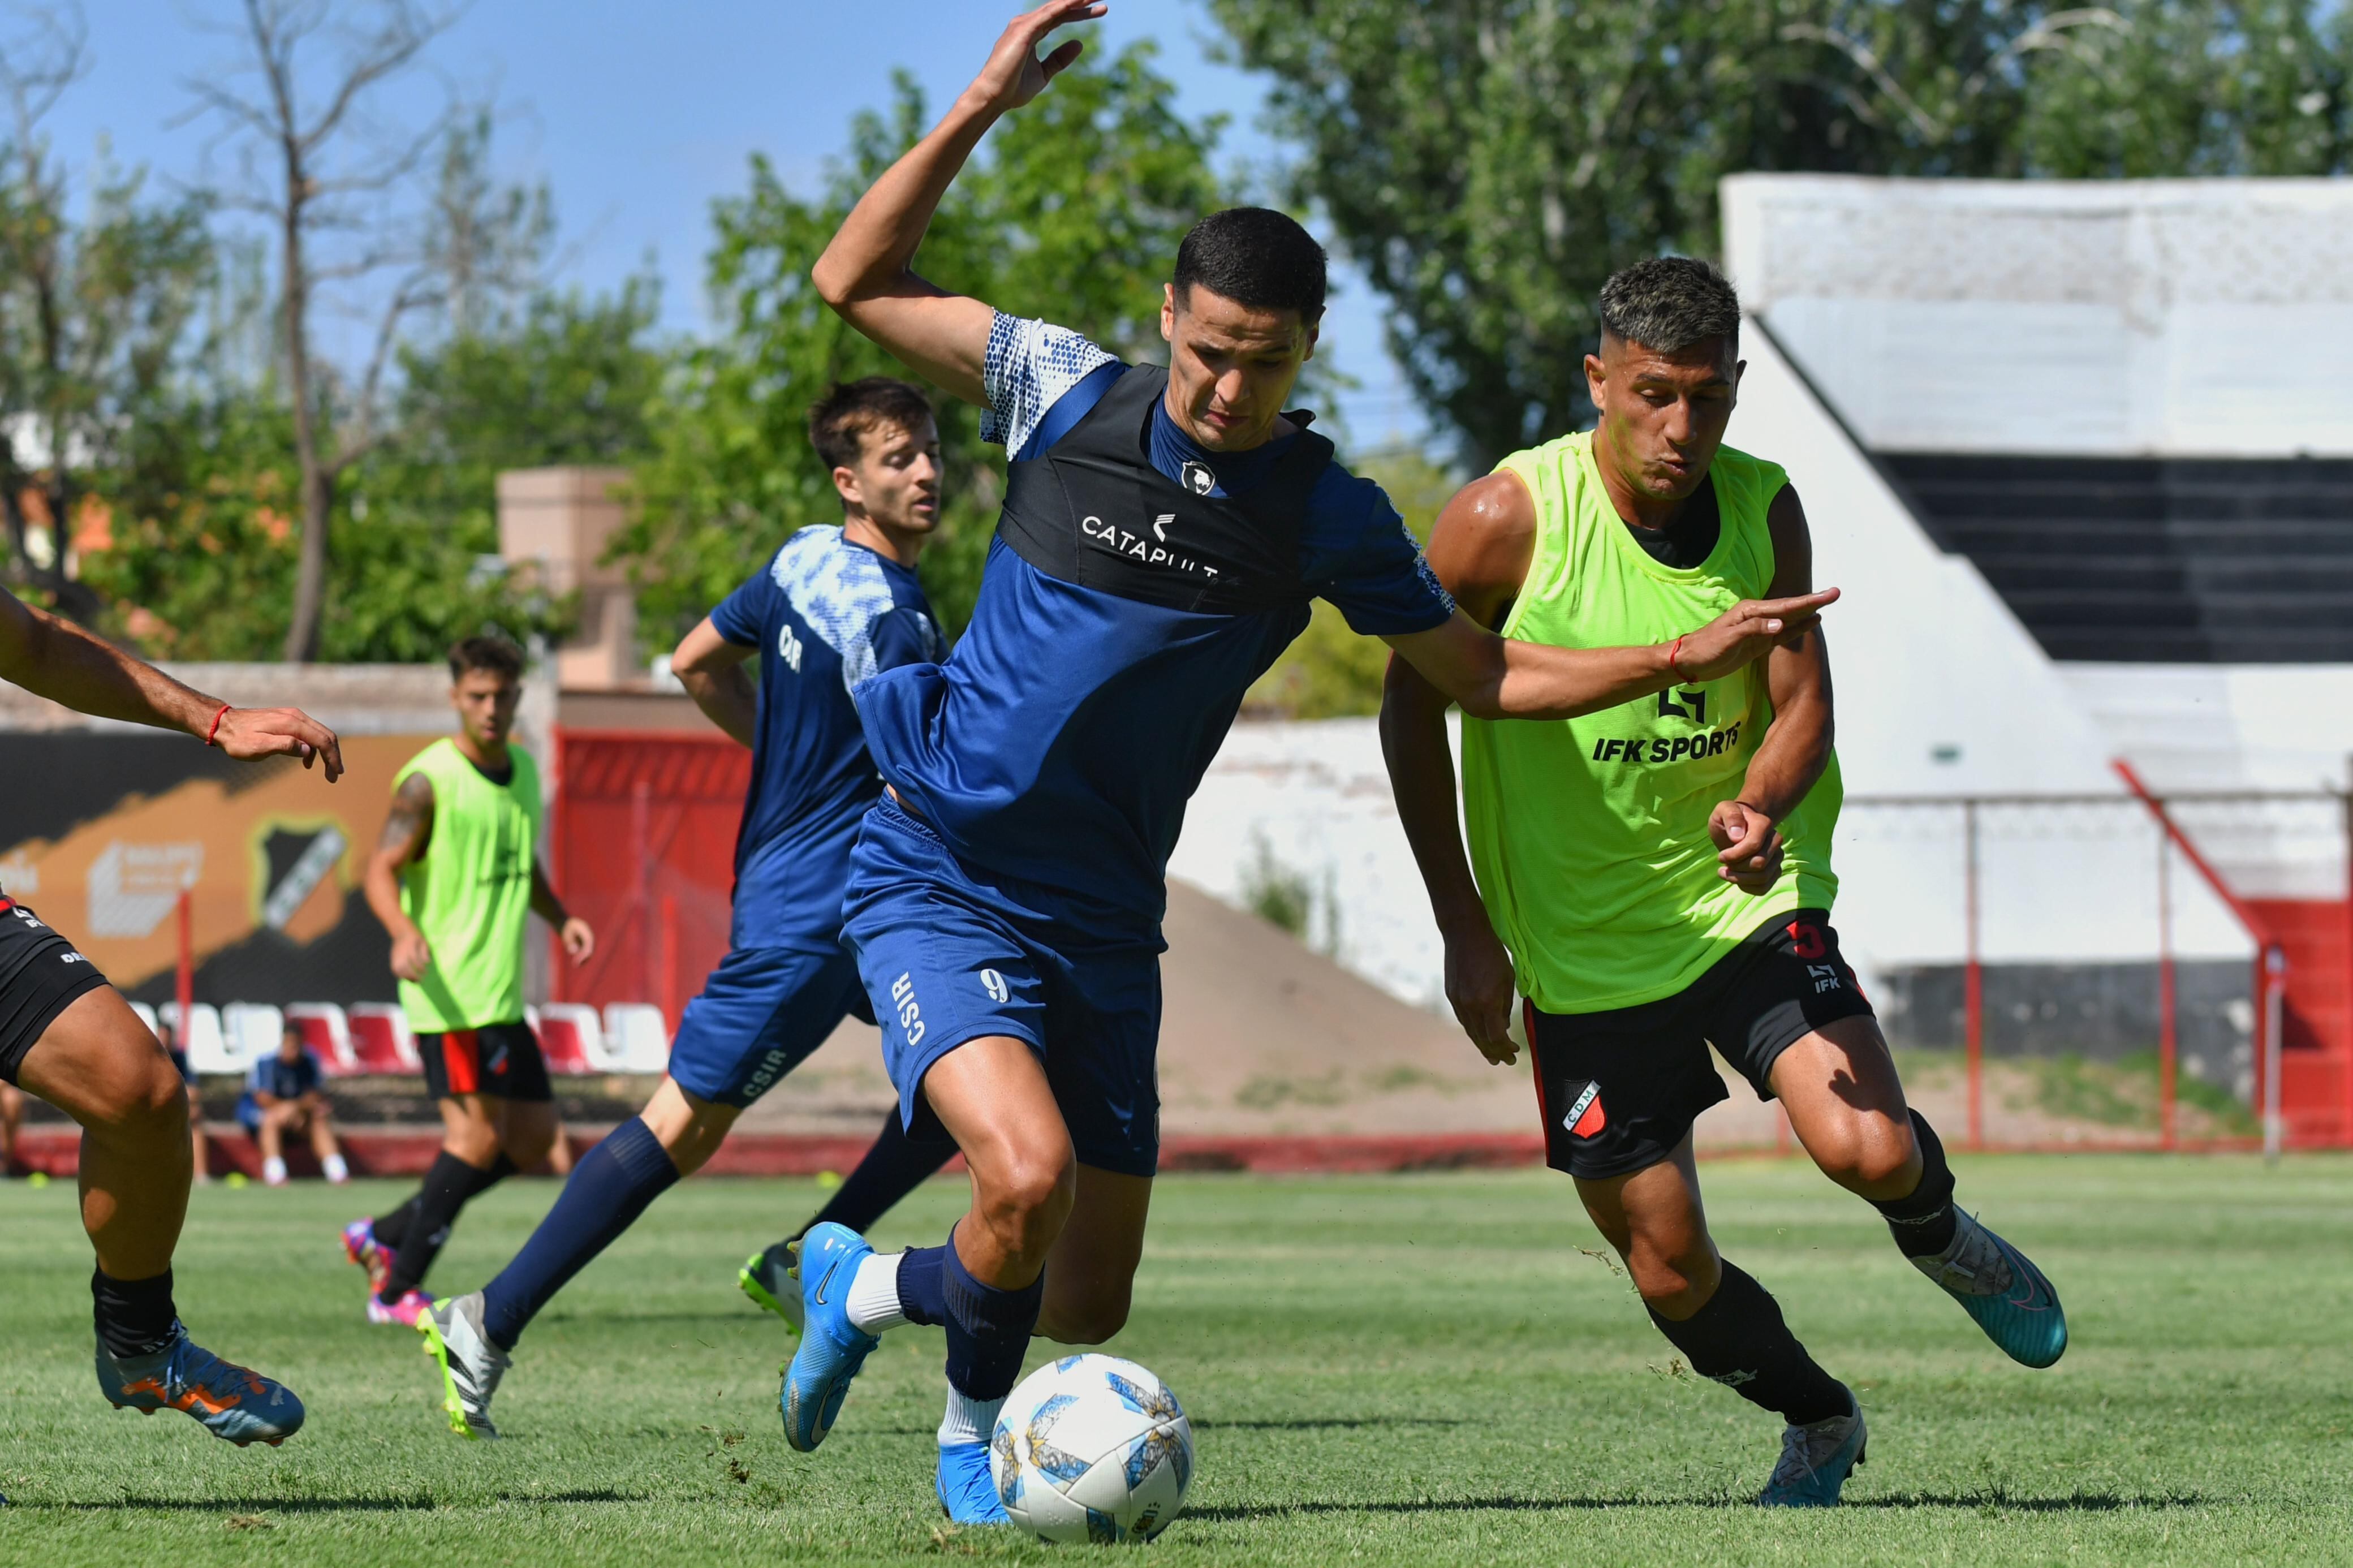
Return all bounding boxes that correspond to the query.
[204,703,230,747]
[1666,635,1688,680]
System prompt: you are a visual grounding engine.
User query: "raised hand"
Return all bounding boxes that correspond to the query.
[1669,588,1838,684]
[969,0,1106,115]
[211,705,345,782]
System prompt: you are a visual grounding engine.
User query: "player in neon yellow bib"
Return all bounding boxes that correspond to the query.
[350,637,594,1325]
[1384,257,2066,1507]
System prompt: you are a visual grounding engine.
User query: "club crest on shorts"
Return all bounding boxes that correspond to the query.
[1563,1080,1608,1139]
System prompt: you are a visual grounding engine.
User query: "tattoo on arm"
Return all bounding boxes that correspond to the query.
[378,773,434,861]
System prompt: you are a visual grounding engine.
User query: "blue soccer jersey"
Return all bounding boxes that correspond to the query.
[707,526,945,950]
[854,315,1454,940]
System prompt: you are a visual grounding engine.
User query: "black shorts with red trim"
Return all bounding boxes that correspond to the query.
[418,1020,553,1103]
[1526,908,1873,1182]
[0,898,111,1085]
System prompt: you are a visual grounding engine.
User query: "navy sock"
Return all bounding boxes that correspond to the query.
[479,1118,678,1351]
[1870,1110,1958,1258]
[797,1112,957,1241]
[895,1244,949,1327]
[92,1268,178,1359]
[1648,1260,1850,1426]
[941,1228,1043,1401]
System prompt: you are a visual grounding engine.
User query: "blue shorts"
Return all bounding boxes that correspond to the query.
[665,942,873,1109]
[842,796,1161,1179]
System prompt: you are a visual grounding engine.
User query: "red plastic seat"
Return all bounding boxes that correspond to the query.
[535,1014,596,1075]
[348,1004,417,1074]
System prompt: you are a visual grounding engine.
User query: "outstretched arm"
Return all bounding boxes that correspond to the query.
[0,585,343,778]
[811,0,1104,402]
[671,616,759,748]
[1706,483,1835,895]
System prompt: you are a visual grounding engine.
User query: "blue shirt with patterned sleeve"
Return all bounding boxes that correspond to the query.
[853,315,1455,941]
[708,526,945,950]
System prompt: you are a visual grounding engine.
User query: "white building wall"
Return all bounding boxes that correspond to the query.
[1721,174,2353,458]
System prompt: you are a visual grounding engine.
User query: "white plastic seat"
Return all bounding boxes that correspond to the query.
[602,1003,671,1074]
[286,1003,357,1073]
[221,1003,286,1065]
[161,1002,236,1074]
[128,1001,160,1039]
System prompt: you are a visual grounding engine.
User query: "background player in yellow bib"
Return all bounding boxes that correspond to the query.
[351,636,593,1325]
[1382,257,2066,1509]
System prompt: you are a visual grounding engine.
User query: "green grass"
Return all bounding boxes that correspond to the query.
[6,1156,2352,1564]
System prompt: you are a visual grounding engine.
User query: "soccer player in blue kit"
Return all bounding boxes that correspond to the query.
[777,0,1841,1524]
[417,378,960,1438]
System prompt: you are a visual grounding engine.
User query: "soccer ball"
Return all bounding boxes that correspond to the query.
[989,1354,1194,1543]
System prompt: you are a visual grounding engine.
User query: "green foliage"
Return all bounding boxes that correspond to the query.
[1208,0,2353,467]
[1247,446,1459,718]
[85,286,663,662]
[618,44,1230,645]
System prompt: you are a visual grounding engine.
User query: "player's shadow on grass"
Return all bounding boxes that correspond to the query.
[1187,1490,2204,1520]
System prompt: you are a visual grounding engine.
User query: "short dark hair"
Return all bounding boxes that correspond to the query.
[1597,256,1741,356]
[1172,207,1328,320]
[448,634,524,684]
[807,377,935,475]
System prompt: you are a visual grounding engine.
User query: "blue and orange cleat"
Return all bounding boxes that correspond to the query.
[778,1222,878,1452]
[97,1325,304,1446]
[1913,1209,2068,1369]
[938,1439,1010,1525]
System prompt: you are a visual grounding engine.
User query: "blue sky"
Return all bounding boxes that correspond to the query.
[57,0,1429,447]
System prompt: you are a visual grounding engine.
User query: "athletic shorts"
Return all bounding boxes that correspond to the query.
[1527,908,1874,1182]
[0,898,109,1085]
[843,795,1162,1179]
[418,1020,553,1103]
[666,942,874,1109]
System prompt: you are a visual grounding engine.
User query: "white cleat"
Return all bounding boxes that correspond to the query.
[418,1291,509,1441]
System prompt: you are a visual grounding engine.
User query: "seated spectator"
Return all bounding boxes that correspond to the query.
[238,1032,348,1186]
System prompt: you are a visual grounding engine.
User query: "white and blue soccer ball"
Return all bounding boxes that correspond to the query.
[990,1354,1194,1544]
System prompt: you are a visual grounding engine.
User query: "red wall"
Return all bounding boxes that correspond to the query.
[548,730,748,1029]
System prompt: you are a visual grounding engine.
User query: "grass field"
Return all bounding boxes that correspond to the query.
[5,1155,2351,1566]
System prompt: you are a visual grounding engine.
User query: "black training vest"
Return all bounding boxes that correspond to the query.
[996,362,1333,616]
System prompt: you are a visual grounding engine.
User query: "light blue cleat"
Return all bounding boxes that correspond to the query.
[1755,1393,1865,1507]
[938,1439,1010,1524]
[97,1324,305,1446]
[1912,1209,2068,1369]
[779,1222,878,1452]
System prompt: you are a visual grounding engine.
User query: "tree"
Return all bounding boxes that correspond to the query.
[1207,0,2353,468]
[183,1,549,660]
[618,42,1230,642]
[0,5,212,622]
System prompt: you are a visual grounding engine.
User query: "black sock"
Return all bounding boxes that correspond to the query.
[382,1150,496,1302]
[1648,1260,1850,1426]
[1871,1110,1958,1258]
[794,1112,958,1243]
[93,1268,178,1359]
[942,1228,1044,1401]
[374,1153,514,1251]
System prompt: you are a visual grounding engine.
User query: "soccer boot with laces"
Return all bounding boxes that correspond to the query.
[342,1217,391,1297]
[738,1238,804,1337]
[418,1291,509,1440]
[779,1222,879,1452]
[938,1438,1010,1525]
[1912,1208,2068,1369]
[97,1325,305,1446]
[1755,1392,1866,1507]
